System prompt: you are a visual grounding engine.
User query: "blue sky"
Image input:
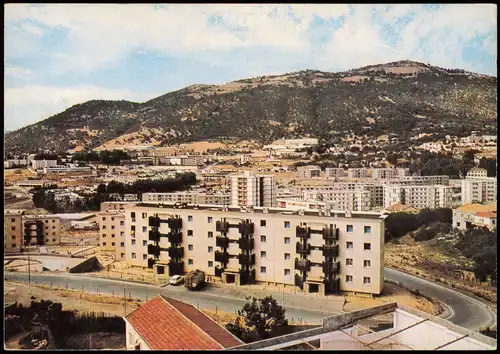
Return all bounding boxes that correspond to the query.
[4,4,497,131]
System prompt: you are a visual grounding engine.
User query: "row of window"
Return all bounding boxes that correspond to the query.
[347,242,371,251]
[102,232,125,237]
[102,242,125,247]
[346,275,371,285]
[346,258,371,268]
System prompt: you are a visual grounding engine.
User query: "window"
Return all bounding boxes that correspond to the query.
[52,238,56,242]
[11,226,15,231]
[346,225,353,233]
[346,275,353,283]
[364,243,371,251]
[188,259,193,265]
[120,221,124,226]
[103,242,107,246]
[111,217,114,221]
[111,225,115,230]
[456,222,460,227]
[188,230,193,236]
[143,254,147,260]
[284,237,290,244]
[11,236,16,240]
[45,220,48,223]
[142,213,147,219]
[112,242,115,246]
[188,245,193,251]
[132,240,136,245]
[261,266,267,274]
[260,251,266,258]
[208,246,213,253]
[363,277,371,285]
[346,242,353,249]
[364,260,371,268]
[208,261,213,267]
[103,234,106,238]
[121,242,125,247]
[141,226,146,233]
[208,217,213,223]
[11,218,15,222]
[260,220,266,227]
[346,258,353,266]
[12,244,16,248]
[112,234,115,238]
[131,212,136,218]
[284,221,290,228]
[102,225,106,230]
[102,217,106,221]
[143,240,147,246]
[208,231,213,238]
[261,235,267,243]
[52,226,56,229]
[120,232,124,236]
[121,253,125,258]
[364,226,371,234]
[132,253,136,259]
[284,269,291,276]
[52,220,55,223]
[188,216,193,222]
[284,253,290,260]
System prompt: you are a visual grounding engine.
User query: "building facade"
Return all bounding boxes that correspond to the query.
[383,185,453,209]
[297,165,321,179]
[98,211,126,261]
[325,168,346,178]
[143,192,231,205]
[123,202,386,296]
[452,203,497,230]
[31,159,58,170]
[230,172,276,207]
[22,215,61,247]
[382,175,450,186]
[461,170,497,204]
[4,210,25,253]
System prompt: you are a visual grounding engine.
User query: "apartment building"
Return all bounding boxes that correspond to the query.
[143,192,231,205]
[285,138,318,149]
[348,168,369,179]
[382,175,450,186]
[230,172,276,207]
[31,159,58,170]
[4,209,25,253]
[22,214,61,247]
[461,169,497,204]
[325,168,346,178]
[4,159,28,168]
[371,168,410,180]
[383,185,453,209]
[42,165,92,174]
[98,210,126,261]
[123,202,386,296]
[452,203,497,231]
[302,189,372,211]
[297,165,321,179]
[100,201,134,212]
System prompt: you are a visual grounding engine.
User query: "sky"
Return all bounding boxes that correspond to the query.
[4,4,497,132]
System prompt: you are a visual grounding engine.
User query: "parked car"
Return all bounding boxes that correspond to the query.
[169,275,184,285]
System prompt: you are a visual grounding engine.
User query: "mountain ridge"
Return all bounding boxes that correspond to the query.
[5,60,497,153]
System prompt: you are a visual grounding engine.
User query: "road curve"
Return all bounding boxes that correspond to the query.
[384,267,496,330]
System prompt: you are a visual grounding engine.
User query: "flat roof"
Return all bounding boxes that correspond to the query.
[129,202,387,220]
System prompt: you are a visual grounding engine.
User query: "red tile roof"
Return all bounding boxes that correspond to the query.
[125,295,243,350]
[475,211,497,218]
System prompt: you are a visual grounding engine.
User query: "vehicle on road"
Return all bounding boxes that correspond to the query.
[185,269,205,290]
[169,275,184,285]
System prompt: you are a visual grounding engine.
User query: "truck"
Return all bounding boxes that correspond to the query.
[184,269,205,290]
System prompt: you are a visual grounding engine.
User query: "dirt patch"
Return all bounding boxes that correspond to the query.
[65,332,125,349]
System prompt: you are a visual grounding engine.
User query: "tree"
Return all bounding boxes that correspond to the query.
[479,158,497,177]
[226,296,289,343]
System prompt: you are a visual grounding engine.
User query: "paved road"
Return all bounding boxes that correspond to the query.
[4,272,336,324]
[384,268,496,330]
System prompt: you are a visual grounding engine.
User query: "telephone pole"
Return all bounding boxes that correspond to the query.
[28,253,31,286]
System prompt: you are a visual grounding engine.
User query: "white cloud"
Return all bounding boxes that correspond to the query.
[5,66,32,79]
[4,85,154,131]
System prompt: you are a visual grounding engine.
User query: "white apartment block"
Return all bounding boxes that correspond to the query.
[285,138,318,149]
[302,189,372,211]
[122,202,386,296]
[98,210,126,261]
[325,168,346,178]
[382,175,450,186]
[4,159,28,168]
[297,165,321,179]
[42,165,92,174]
[230,172,276,207]
[461,178,497,204]
[143,192,231,205]
[466,168,488,179]
[371,168,410,180]
[384,185,453,209]
[348,168,370,179]
[31,159,58,170]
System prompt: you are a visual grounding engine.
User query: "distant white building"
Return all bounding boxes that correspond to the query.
[142,192,231,205]
[384,184,452,209]
[284,138,318,149]
[4,159,28,168]
[230,171,276,207]
[31,159,57,170]
[348,168,369,179]
[297,165,321,179]
[461,169,497,204]
[325,168,346,178]
[452,203,497,230]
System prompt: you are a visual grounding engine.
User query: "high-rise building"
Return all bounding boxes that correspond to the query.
[384,185,453,209]
[230,171,276,207]
[4,209,24,253]
[98,210,126,261]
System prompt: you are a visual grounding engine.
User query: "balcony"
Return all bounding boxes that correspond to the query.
[147,258,156,269]
[296,226,311,239]
[148,230,161,242]
[324,277,340,295]
[323,226,339,241]
[168,246,184,258]
[294,273,304,289]
[238,237,254,250]
[215,266,224,277]
[168,217,182,230]
[294,258,310,272]
[239,253,256,266]
[147,244,161,258]
[238,222,255,235]
[323,261,340,274]
[322,244,339,258]
[149,216,161,228]
[216,221,229,233]
[296,242,310,255]
[168,261,184,276]
[167,231,182,244]
[240,269,256,285]
[216,236,229,249]
[215,251,229,264]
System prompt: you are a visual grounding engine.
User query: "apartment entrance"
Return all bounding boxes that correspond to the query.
[222,270,240,285]
[304,279,325,296]
[308,283,319,294]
